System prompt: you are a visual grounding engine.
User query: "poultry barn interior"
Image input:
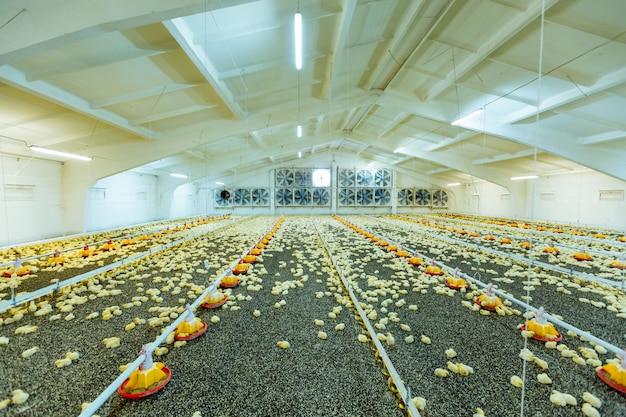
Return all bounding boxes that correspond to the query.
[1,1,625,416]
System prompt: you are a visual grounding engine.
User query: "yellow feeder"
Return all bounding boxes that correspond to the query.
[445,269,468,290]
[484,235,495,241]
[476,284,503,311]
[500,237,512,245]
[609,255,626,270]
[598,350,626,394]
[220,273,241,288]
[543,241,559,255]
[520,239,532,250]
[201,286,227,309]
[233,263,249,275]
[573,247,593,261]
[119,345,171,399]
[174,305,207,341]
[46,250,66,266]
[521,307,562,342]
[619,236,626,243]
[408,254,423,266]
[100,239,117,252]
[378,241,389,247]
[2,257,32,277]
[396,248,409,258]
[424,259,443,276]
[121,236,137,246]
[243,254,257,263]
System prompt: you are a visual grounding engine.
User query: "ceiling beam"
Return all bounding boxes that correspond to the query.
[164,18,246,119]
[0,65,156,139]
[423,0,560,101]
[377,112,410,137]
[319,0,357,100]
[130,104,216,125]
[472,148,540,165]
[90,83,200,109]
[578,130,626,146]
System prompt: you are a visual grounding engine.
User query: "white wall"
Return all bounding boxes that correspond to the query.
[84,171,158,231]
[458,171,626,231]
[0,155,64,245]
[169,183,197,219]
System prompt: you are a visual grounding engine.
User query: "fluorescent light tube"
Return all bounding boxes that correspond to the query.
[451,108,483,126]
[294,12,302,70]
[393,146,406,153]
[170,173,188,179]
[30,146,91,161]
[215,181,224,185]
[298,151,302,158]
[297,125,302,137]
[510,175,538,181]
[447,182,460,186]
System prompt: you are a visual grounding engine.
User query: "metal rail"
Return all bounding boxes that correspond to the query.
[374,215,624,289]
[0,216,244,313]
[336,216,624,358]
[78,216,283,417]
[0,215,230,268]
[313,218,420,417]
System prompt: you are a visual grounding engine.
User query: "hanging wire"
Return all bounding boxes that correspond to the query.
[519,1,546,416]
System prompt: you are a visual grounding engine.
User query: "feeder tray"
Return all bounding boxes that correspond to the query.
[387,245,398,251]
[425,266,443,276]
[379,241,389,247]
[408,257,423,266]
[553,228,564,233]
[233,264,249,275]
[249,248,262,256]
[609,260,626,269]
[396,250,409,258]
[445,278,468,290]
[597,367,626,394]
[118,366,172,399]
[220,276,241,288]
[475,298,499,311]
[470,232,479,237]
[174,321,207,341]
[201,295,228,309]
[620,236,626,243]
[371,237,381,243]
[242,255,257,263]
[139,235,150,241]
[256,243,266,249]
[484,235,495,241]
[2,268,31,277]
[573,253,593,261]
[519,324,563,342]
[500,238,512,245]
[459,230,468,235]
[543,247,560,255]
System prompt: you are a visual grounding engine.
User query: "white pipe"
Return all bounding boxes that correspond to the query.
[0,217,245,314]
[78,217,283,417]
[313,219,420,417]
[337,216,624,358]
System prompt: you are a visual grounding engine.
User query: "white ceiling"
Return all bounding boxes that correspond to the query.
[0,0,625,188]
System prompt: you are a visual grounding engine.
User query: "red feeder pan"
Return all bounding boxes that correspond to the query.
[174,321,207,341]
[201,297,228,309]
[220,277,241,288]
[445,280,468,291]
[233,264,249,275]
[118,366,172,399]
[597,367,626,394]
[519,324,563,342]
[474,299,497,311]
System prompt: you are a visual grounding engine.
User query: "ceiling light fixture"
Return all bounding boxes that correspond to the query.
[298,151,302,158]
[393,146,406,153]
[511,175,538,181]
[451,108,483,126]
[215,181,224,185]
[446,182,460,186]
[294,11,302,70]
[170,173,188,179]
[29,145,91,161]
[297,124,302,138]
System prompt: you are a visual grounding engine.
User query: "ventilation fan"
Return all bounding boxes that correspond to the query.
[397,189,413,206]
[415,189,431,206]
[374,188,391,205]
[357,170,374,186]
[356,188,373,206]
[294,170,311,186]
[374,169,392,187]
[339,188,355,206]
[276,169,294,186]
[312,188,330,206]
[339,169,355,187]
[275,188,292,206]
[215,189,232,207]
[293,188,311,206]
[432,190,449,207]
[233,188,250,206]
[251,188,270,206]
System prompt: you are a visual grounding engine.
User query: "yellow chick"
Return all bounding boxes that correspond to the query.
[318,331,328,340]
[434,368,449,378]
[420,334,431,345]
[581,403,601,417]
[510,375,524,388]
[582,392,602,408]
[335,323,345,331]
[277,340,290,349]
[445,348,457,359]
[537,373,552,384]
[11,389,28,405]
